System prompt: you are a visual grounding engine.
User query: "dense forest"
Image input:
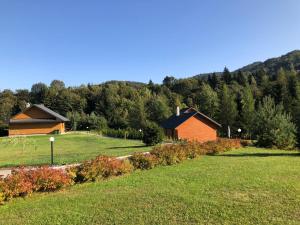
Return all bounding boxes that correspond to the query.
[1,50,300,147]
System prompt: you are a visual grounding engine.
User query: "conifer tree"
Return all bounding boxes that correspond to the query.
[256,96,296,149]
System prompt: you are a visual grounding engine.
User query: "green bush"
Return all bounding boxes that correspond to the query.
[129,153,159,170]
[0,124,8,137]
[102,128,143,140]
[142,123,164,146]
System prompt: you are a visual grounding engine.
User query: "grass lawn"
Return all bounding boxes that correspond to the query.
[0,133,151,167]
[0,147,299,224]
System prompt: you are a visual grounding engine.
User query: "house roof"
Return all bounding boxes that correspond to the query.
[161,108,221,129]
[10,104,69,124]
[33,104,69,122]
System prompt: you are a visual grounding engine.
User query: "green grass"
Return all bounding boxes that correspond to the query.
[0,147,299,224]
[0,133,151,167]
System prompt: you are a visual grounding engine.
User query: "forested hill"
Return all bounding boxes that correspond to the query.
[193,50,300,79]
[1,50,300,146]
[238,50,300,76]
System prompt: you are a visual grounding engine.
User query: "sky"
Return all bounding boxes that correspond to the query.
[0,0,300,90]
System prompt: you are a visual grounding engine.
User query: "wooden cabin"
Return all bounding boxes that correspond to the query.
[9,104,69,136]
[162,107,221,142]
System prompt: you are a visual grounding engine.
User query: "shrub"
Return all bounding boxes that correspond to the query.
[151,144,189,165]
[0,124,8,137]
[129,153,159,170]
[0,169,34,200]
[29,167,73,192]
[199,138,241,154]
[149,139,241,162]
[74,156,133,182]
[240,139,253,147]
[0,167,73,203]
[102,128,143,140]
[186,141,209,157]
[142,123,164,146]
[0,191,5,205]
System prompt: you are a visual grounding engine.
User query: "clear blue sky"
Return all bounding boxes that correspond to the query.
[1,0,300,90]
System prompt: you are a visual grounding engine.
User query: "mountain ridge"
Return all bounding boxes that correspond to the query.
[192,50,300,79]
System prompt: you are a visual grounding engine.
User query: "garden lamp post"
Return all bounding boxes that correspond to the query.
[49,137,55,166]
[237,128,242,139]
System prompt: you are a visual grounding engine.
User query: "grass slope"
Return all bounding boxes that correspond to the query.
[0,147,299,225]
[0,133,150,167]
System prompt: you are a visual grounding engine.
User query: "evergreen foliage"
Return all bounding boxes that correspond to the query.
[255,96,296,149]
[142,122,164,146]
[1,50,300,148]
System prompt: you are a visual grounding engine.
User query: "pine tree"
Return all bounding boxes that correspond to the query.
[256,96,296,149]
[275,68,289,105]
[236,71,248,86]
[222,67,232,84]
[209,73,220,89]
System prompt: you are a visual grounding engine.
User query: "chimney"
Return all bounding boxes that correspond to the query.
[26,103,31,108]
[176,106,180,116]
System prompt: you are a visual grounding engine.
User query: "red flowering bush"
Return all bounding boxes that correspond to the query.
[129,153,159,170]
[0,169,34,200]
[0,167,73,203]
[74,156,133,182]
[29,167,73,192]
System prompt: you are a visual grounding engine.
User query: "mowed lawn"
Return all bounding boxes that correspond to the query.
[0,133,151,167]
[0,148,299,225]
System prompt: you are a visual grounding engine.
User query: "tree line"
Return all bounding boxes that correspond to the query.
[1,66,299,148]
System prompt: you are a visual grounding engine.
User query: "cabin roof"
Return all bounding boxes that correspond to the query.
[161,107,221,129]
[10,104,69,123]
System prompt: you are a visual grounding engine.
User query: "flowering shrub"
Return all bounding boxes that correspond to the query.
[0,169,34,200]
[73,156,133,182]
[199,138,241,154]
[29,167,73,192]
[0,138,243,206]
[151,144,190,165]
[0,167,72,203]
[150,139,241,163]
[129,153,159,170]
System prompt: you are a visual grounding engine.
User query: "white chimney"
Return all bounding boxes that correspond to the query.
[26,103,31,108]
[176,106,180,116]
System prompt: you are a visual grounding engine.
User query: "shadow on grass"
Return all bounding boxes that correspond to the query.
[215,152,300,157]
[108,145,146,149]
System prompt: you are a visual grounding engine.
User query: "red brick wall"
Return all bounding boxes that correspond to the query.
[175,115,217,142]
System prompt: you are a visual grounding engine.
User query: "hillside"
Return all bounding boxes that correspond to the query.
[238,50,300,76]
[193,50,300,79]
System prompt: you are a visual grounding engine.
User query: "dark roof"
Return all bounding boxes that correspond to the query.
[10,104,69,124]
[161,108,221,129]
[9,119,61,124]
[34,104,69,122]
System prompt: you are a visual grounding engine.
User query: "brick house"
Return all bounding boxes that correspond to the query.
[161,107,221,142]
[9,104,69,136]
